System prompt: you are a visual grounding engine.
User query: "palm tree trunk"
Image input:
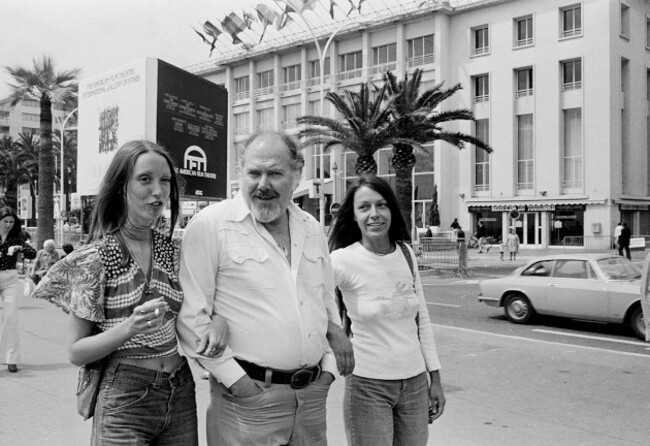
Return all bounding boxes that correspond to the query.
[37,97,55,249]
[394,165,414,236]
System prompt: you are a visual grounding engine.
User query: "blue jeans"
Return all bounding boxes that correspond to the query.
[92,357,198,446]
[344,373,429,446]
[207,374,332,446]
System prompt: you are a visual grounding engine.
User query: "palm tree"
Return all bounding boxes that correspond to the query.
[0,137,38,210]
[53,130,78,202]
[5,56,80,247]
[297,81,406,175]
[15,133,41,224]
[384,69,492,230]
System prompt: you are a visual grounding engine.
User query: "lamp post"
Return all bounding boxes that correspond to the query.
[284,4,357,227]
[59,107,78,245]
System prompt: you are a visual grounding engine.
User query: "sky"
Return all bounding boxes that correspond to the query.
[0,0,259,98]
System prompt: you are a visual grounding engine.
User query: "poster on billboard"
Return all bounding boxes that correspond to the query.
[77,58,228,199]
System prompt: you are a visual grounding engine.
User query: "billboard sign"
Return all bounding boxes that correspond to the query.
[77,58,228,199]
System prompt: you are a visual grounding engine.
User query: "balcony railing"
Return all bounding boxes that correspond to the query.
[280,81,303,92]
[473,95,489,103]
[516,89,533,98]
[335,69,363,82]
[472,46,489,56]
[561,28,582,38]
[407,54,434,68]
[234,127,250,136]
[253,86,275,98]
[368,61,397,76]
[562,81,582,91]
[233,91,250,101]
[307,75,331,87]
[514,38,533,47]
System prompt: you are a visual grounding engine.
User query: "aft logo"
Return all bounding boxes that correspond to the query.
[178,145,217,180]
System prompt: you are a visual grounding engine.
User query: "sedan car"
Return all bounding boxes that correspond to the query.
[477,253,646,339]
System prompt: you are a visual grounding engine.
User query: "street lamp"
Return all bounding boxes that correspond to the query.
[59,107,78,245]
[283,4,359,227]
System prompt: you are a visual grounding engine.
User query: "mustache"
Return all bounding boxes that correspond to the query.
[252,189,278,199]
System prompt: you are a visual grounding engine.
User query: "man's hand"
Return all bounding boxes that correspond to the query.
[196,314,229,358]
[316,371,335,386]
[229,375,262,398]
[327,322,355,376]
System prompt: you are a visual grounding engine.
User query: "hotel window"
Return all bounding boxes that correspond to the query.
[647,17,650,48]
[312,149,331,180]
[562,108,583,189]
[516,68,533,97]
[308,57,330,86]
[560,4,582,38]
[338,51,363,81]
[370,43,397,75]
[21,99,39,108]
[256,107,274,131]
[0,111,9,120]
[562,59,582,91]
[407,34,434,67]
[22,127,38,135]
[471,25,489,56]
[309,99,331,117]
[514,15,533,47]
[22,113,39,122]
[281,64,301,91]
[255,70,274,96]
[0,126,9,135]
[517,114,534,191]
[473,74,489,103]
[474,120,490,192]
[233,113,249,136]
[233,76,250,101]
[281,103,301,129]
[620,3,630,38]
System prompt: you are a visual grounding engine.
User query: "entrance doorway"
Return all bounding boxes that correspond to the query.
[515,212,541,247]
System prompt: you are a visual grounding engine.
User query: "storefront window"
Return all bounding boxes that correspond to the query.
[471,209,503,243]
[550,209,584,245]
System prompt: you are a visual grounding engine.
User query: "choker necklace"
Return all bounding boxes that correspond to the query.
[122,220,152,242]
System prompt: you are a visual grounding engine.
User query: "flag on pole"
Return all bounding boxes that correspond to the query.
[346,0,356,16]
[242,11,257,29]
[329,0,337,18]
[256,4,279,42]
[221,12,246,44]
[203,20,222,39]
[357,0,366,13]
[193,27,217,57]
[281,0,318,13]
[275,6,293,30]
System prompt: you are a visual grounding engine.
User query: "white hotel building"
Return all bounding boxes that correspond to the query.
[190,0,650,248]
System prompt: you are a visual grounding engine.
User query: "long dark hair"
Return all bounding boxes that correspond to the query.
[88,140,180,242]
[328,175,410,251]
[0,206,23,239]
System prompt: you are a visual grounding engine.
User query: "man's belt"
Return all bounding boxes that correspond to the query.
[235,358,321,389]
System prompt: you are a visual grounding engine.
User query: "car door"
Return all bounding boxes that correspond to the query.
[516,260,555,312]
[545,259,609,320]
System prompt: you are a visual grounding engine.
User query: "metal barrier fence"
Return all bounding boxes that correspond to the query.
[412,237,459,269]
[562,235,614,251]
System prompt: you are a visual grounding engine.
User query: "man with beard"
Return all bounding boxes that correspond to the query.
[177,131,353,446]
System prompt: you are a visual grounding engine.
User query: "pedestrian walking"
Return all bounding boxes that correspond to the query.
[506,229,520,261]
[29,239,60,286]
[618,222,631,260]
[0,206,36,373]
[32,140,226,445]
[329,175,445,446]
[614,222,623,250]
[476,221,487,253]
[177,130,352,446]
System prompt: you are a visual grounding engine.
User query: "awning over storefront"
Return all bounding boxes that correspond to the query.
[292,179,333,199]
[614,198,650,211]
[467,200,593,212]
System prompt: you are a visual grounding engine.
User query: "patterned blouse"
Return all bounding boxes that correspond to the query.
[32,230,183,359]
[0,235,37,271]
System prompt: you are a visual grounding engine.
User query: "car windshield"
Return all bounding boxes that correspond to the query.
[596,257,641,280]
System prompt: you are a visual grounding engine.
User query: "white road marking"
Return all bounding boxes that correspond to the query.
[431,324,650,358]
[427,302,461,308]
[532,329,650,347]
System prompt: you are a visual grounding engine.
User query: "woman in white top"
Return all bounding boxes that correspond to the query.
[329,175,446,446]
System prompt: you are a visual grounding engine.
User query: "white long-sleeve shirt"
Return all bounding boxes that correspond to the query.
[331,242,441,380]
[177,193,340,387]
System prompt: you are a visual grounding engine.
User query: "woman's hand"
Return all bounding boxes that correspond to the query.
[428,370,446,421]
[327,322,355,376]
[129,298,168,335]
[196,314,229,358]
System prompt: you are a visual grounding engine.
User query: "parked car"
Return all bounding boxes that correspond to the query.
[477,253,646,339]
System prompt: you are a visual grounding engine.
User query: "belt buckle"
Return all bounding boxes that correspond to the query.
[289,368,315,389]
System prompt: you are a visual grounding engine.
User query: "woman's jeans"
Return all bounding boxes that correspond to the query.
[344,373,429,446]
[0,270,22,365]
[92,357,198,446]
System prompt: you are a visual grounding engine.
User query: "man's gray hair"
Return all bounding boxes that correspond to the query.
[239,130,305,172]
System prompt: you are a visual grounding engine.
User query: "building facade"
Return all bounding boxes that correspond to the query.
[190,0,650,248]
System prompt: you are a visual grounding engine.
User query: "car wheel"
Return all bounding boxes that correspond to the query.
[629,306,646,341]
[504,293,534,324]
